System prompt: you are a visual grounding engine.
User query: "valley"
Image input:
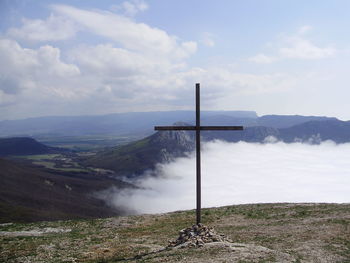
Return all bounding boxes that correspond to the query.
[1,111,350,224]
[14,153,114,174]
[35,134,141,151]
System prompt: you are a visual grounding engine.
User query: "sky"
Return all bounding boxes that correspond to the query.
[1,0,350,120]
[99,140,350,214]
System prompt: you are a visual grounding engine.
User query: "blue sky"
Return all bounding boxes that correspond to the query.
[1,0,350,120]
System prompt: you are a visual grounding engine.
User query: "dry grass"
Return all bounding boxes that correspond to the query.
[1,203,349,262]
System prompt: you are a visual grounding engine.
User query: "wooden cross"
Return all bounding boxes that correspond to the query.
[154,83,243,225]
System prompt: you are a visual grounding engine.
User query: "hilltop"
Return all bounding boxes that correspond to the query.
[1,203,349,262]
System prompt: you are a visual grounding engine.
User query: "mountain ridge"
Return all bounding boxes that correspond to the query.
[84,118,350,177]
[0,110,258,137]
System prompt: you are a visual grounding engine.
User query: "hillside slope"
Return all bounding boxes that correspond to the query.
[0,137,62,156]
[1,203,349,262]
[83,127,195,177]
[0,158,133,222]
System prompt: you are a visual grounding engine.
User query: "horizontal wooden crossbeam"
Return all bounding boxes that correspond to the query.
[155,126,243,131]
[154,83,244,225]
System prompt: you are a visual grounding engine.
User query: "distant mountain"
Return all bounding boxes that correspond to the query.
[0,111,341,139]
[200,115,257,127]
[203,126,280,143]
[83,123,195,177]
[256,115,337,129]
[0,158,133,222]
[0,137,63,156]
[199,114,337,129]
[85,118,350,177]
[0,110,258,137]
[279,119,350,143]
[205,119,350,144]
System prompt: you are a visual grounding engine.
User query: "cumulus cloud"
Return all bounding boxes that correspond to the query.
[103,141,350,214]
[0,90,16,107]
[69,42,292,96]
[111,0,148,16]
[298,25,313,35]
[249,26,336,63]
[279,36,336,60]
[0,4,202,118]
[0,38,80,101]
[184,68,294,98]
[248,53,276,64]
[0,5,311,119]
[201,32,215,47]
[52,4,196,60]
[7,14,78,42]
[0,75,21,94]
[70,44,158,76]
[0,33,299,120]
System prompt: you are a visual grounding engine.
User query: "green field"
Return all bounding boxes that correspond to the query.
[16,154,61,160]
[16,154,91,173]
[35,135,142,151]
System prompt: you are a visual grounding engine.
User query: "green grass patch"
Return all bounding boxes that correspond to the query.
[17,154,61,160]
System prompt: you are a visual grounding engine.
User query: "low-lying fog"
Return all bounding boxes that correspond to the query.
[101,140,350,214]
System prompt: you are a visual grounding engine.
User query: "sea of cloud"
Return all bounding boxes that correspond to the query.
[103,140,350,214]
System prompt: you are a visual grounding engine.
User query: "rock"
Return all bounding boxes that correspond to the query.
[167,224,228,248]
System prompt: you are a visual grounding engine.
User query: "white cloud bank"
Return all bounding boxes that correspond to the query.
[104,140,350,214]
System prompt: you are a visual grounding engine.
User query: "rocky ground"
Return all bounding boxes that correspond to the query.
[1,203,349,262]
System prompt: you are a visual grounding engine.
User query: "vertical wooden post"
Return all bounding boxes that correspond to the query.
[154,83,243,225]
[195,83,201,225]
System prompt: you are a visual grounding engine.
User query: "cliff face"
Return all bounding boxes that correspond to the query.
[152,122,195,162]
[154,130,194,163]
[83,123,195,177]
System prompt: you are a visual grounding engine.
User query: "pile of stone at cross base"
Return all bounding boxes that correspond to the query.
[168,223,230,248]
